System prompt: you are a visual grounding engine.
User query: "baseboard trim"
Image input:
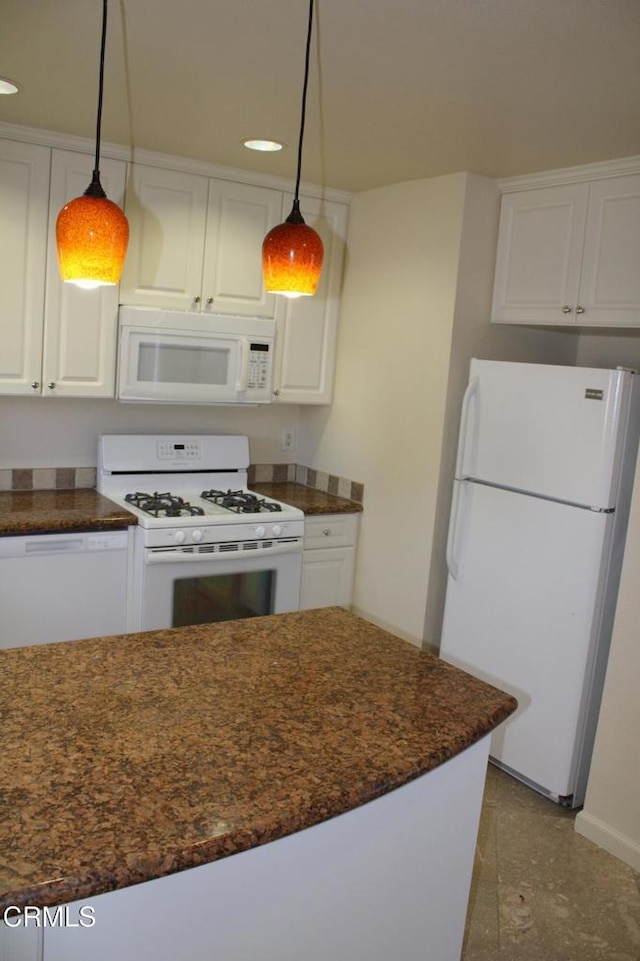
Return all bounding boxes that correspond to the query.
[575,809,640,873]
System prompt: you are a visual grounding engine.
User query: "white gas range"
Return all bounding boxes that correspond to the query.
[97,434,304,632]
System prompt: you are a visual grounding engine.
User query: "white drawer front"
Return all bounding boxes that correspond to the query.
[303,513,359,550]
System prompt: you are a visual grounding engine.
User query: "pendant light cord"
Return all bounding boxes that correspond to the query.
[286,0,314,224]
[85,0,108,198]
[294,0,314,203]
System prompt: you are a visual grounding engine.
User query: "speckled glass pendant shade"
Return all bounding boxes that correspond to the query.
[56,184,129,288]
[262,0,324,298]
[55,0,129,288]
[262,199,324,297]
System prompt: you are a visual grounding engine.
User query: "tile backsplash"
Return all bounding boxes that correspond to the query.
[0,467,97,492]
[2,464,364,504]
[249,463,364,504]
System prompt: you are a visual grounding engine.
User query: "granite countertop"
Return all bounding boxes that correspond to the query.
[0,607,516,911]
[0,488,137,537]
[0,489,136,536]
[0,484,356,535]
[251,481,362,515]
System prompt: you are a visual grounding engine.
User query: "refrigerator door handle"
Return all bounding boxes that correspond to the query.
[455,376,479,478]
[446,481,463,580]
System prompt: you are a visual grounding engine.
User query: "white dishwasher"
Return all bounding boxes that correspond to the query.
[0,529,131,649]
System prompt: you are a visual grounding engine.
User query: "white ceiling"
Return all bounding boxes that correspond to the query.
[2,0,640,194]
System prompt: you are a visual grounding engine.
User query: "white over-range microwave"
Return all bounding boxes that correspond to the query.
[117,307,275,405]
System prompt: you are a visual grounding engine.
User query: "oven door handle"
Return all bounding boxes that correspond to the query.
[144,540,303,564]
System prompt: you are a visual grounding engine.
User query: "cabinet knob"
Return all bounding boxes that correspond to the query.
[575,306,585,315]
[561,305,572,314]
[273,388,280,397]
[192,296,201,306]
[47,382,56,389]
[31,380,40,390]
[322,528,331,536]
[206,297,214,305]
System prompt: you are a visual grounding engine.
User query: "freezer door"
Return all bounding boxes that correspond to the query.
[441,480,612,800]
[457,360,633,508]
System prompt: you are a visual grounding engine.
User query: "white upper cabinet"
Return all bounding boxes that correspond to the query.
[119,164,281,317]
[0,141,126,397]
[273,195,348,405]
[43,149,126,397]
[203,180,281,317]
[0,127,349,405]
[119,164,208,311]
[578,176,640,326]
[0,139,50,394]
[491,174,640,327]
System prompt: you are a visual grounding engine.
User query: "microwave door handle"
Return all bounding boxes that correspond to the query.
[236,338,249,393]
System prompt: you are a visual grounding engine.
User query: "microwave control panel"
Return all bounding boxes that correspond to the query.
[247,343,271,391]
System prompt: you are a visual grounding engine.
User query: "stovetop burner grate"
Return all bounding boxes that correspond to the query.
[200,488,283,514]
[125,491,206,518]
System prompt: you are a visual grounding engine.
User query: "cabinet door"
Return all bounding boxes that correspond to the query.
[42,149,126,397]
[202,180,281,317]
[578,174,640,326]
[300,546,355,610]
[119,164,208,310]
[0,139,50,395]
[273,196,348,404]
[491,184,587,325]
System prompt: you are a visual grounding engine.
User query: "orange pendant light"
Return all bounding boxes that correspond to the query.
[262,0,324,298]
[56,0,129,288]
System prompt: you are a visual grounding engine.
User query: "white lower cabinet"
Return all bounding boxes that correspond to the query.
[300,513,359,610]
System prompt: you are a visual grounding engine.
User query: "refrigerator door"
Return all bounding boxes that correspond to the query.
[441,480,612,801]
[456,360,632,509]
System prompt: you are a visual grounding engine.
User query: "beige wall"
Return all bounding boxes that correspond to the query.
[0,396,301,469]
[299,173,578,645]
[575,445,640,871]
[576,329,640,371]
[299,174,469,643]
[423,175,579,645]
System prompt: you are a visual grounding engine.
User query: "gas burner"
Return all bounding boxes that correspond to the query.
[125,491,206,518]
[200,488,283,514]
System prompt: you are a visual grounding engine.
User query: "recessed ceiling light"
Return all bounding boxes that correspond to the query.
[0,77,20,95]
[243,139,284,153]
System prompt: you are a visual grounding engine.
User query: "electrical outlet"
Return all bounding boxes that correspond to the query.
[281,428,295,452]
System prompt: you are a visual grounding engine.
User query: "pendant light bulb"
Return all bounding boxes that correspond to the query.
[262,0,324,297]
[55,0,129,288]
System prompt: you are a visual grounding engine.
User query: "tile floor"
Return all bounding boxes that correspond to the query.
[462,764,640,961]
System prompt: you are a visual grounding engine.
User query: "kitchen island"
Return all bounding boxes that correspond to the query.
[0,608,516,961]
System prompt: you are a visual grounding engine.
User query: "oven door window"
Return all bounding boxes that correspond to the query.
[173,570,275,626]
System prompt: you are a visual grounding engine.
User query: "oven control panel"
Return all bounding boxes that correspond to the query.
[141,519,305,549]
[157,441,201,461]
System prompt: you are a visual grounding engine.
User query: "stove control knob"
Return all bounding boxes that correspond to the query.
[173,530,186,544]
[271,524,283,536]
[192,529,204,543]
[255,525,266,538]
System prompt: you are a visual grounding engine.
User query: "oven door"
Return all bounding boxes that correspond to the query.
[134,539,303,631]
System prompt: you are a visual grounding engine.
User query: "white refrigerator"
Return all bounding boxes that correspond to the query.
[439,359,640,808]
